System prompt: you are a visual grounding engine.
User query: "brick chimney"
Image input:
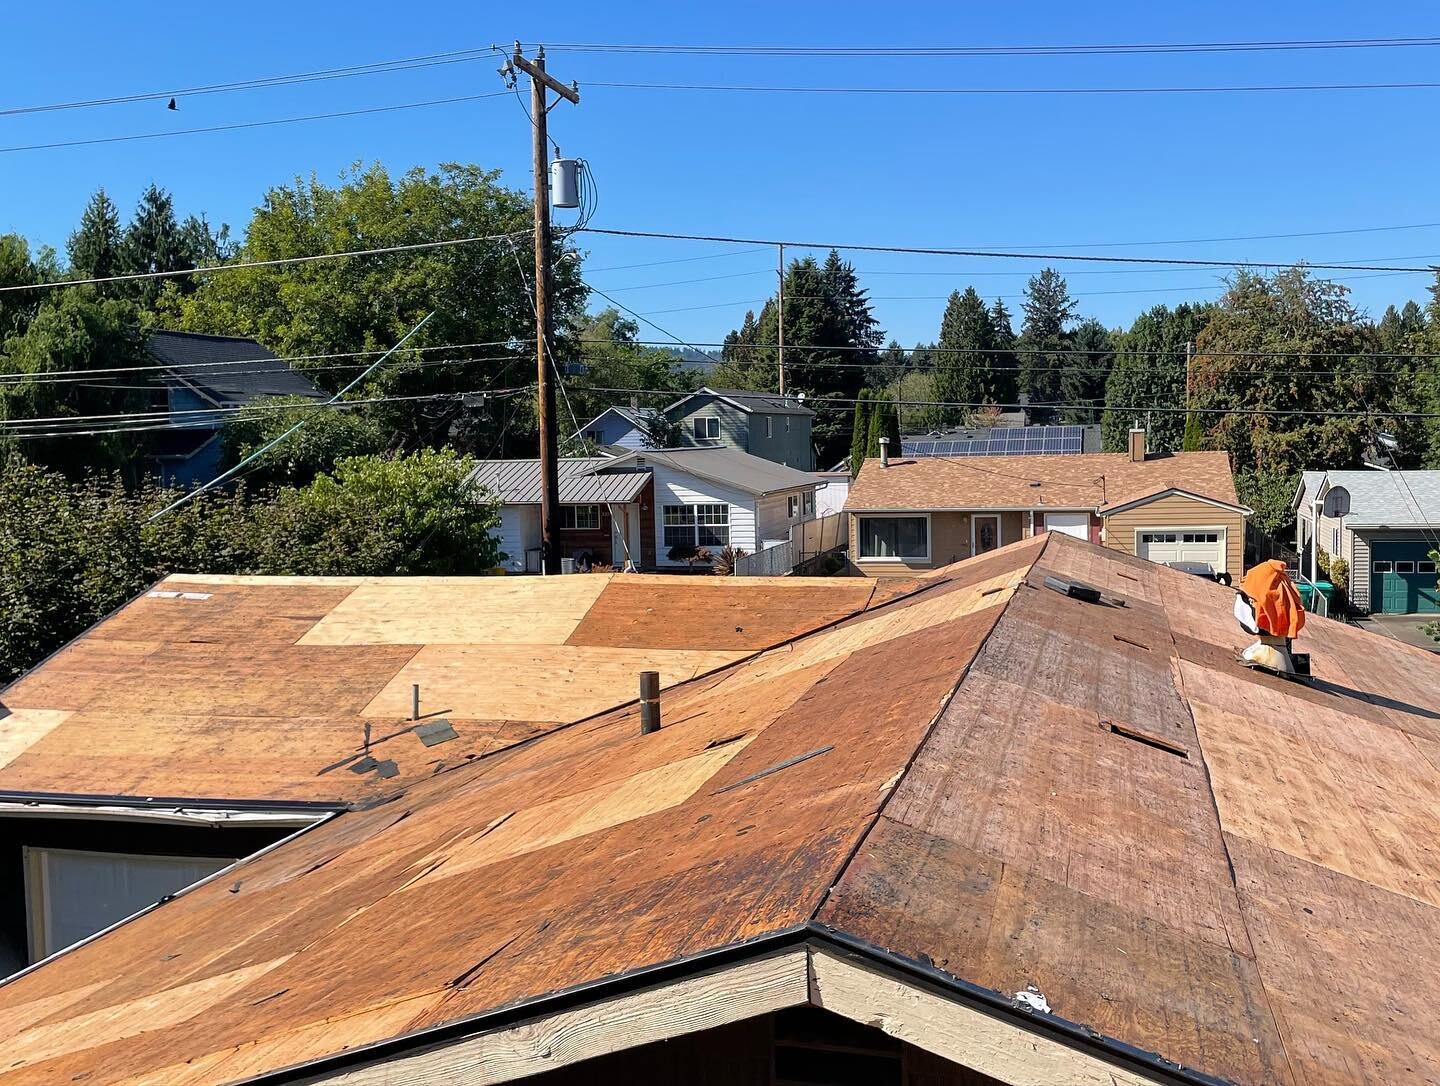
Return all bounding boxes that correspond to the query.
[1127,425,1147,463]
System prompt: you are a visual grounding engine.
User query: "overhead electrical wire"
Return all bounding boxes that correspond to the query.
[0,92,510,155]
[533,36,1440,58]
[589,78,1440,96]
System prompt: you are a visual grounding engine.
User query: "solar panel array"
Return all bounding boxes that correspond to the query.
[901,426,1085,458]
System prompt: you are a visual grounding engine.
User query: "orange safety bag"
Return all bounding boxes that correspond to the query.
[1239,559,1306,639]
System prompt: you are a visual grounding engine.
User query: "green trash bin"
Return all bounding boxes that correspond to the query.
[1296,581,1334,610]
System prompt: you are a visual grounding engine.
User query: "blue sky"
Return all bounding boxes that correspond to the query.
[3,2,1439,350]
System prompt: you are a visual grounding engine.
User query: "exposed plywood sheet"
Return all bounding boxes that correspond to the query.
[1192,697,1440,909]
[298,576,613,646]
[0,708,71,770]
[362,645,745,723]
[87,583,355,645]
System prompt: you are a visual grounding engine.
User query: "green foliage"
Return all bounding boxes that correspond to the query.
[1017,269,1076,423]
[120,184,230,309]
[568,307,695,434]
[1192,269,1381,475]
[1235,466,1301,538]
[1061,318,1115,424]
[934,287,994,423]
[1101,303,1213,452]
[0,451,501,682]
[67,189,123,282]
[1182,412,1205,451]
[865,391,885,459]
[221,395,390,486]
[849,388,871,474]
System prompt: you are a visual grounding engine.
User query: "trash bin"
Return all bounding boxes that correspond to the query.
[1296,581,1334,610]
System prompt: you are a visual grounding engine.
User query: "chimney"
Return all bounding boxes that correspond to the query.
[1128,424,1147,463]
[879,436,891,468]
[639,671,661,734]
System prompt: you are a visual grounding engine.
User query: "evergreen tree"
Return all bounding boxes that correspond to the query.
[988,298,1018,406]
[1060,318,1115,423]
[872,339,907,388]
[67,189,123,282]
[866,391,885,459]
[849,388,871,475]
[1016,269,1076,422]
[883,390,901,452]
[1182,412,1205,451]
[933,287,993,423]
[1101,303,1212,452]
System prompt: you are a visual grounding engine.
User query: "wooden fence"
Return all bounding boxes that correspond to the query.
[733,513,848,577]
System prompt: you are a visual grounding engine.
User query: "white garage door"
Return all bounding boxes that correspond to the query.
[1136,529,1224,571]
[1044,512,1090,540]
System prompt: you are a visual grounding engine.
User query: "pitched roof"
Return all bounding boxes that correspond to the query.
[597,447,818,496]
[0,573,880,805]
[5,534,1439,1085]
[576,405,661,434]
[465,458,650,505]
[670,387,815,417]
[1300,468,1440,525]
[845,450,1239,512]
[1099,484,1252,515]
[147,331,324,406]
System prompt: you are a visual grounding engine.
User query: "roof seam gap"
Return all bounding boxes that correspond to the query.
[804,535,1046,925]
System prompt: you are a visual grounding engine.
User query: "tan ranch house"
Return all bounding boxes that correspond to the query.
[845,427,1250,577]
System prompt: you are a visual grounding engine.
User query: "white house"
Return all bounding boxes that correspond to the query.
[468,448,819,572]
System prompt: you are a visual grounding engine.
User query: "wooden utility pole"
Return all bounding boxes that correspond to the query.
[776,243,786,396]
[1185,339,1194,409]
[511,43,579,575]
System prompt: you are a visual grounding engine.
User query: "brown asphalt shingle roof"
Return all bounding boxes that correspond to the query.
[844,450,1239,512]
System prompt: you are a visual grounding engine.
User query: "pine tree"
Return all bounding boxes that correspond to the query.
[849,388,871,475]
[122,185,185,308]
[1017,269,1076,423]
[933,287,993,424]
[1101,303,1212,452]
[1182,412,1205,450]
[1061,318,1115,423]
[866,391,885,459]
[883,391,901,452]
[988,298,1018,406]
[67,189,122,282]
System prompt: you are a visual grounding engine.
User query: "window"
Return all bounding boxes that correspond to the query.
[1421,561,1437,574]
[1141,532,1177,544]
[858,516,929,560]
[764,417,773,439]
[788,495,800,519]
[1374,560,1393,573]
[25,848,233,960]
[1182,532,1219,543]
[802,492,814,517]
[1397,561,1416,573]
[560,505,600,530]
[1333,527,1340,554]
[693,416,720,441]
[662,504,729,552]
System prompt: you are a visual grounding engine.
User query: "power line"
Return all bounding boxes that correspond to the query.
[590,78,1440,97]
[0,232,529,295]
[535,36,1440,58]
[584,247,770,273]
[579,227,1440,273]
[0,92,510,155]
[0,46,502,117]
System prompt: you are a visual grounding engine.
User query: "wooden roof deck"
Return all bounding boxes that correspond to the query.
[1,534,1438,1084]
[0,573,882,805]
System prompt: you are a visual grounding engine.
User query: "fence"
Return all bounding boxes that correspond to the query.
[733,512,849,577]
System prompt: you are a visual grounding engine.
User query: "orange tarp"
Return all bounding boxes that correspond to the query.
[1240,559,1306,639]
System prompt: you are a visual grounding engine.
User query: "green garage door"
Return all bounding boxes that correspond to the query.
[1370,541,1440,614]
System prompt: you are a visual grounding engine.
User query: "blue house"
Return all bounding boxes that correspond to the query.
[148,331,326,487]
[574,405,667,451]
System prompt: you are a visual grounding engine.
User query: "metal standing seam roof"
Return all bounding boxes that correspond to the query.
[594,446,820,497]
[147,331,325,406]
[1300,469,1440,525]
[465,459,651,505]
[5,534,1440,1084]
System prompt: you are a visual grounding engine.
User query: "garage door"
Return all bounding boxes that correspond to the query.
[1043,512,1091,541]
[1136,529,1224,572]
[1370,541,1440,614]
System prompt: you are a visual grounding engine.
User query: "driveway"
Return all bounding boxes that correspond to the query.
[1356,614,1440,653]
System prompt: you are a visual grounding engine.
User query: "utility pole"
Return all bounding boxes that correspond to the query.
[511,43,579,575]
[776,243,785,396]
[1184,339,1194,410]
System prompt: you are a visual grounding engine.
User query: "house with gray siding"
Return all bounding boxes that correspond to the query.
[574,405,666,450]
[662,387,815,470]
[1295,469,1440,613]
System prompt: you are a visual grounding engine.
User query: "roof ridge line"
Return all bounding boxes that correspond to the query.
[804,535,1052,927]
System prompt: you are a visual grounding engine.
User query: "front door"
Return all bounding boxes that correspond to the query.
[973,515,1000,555]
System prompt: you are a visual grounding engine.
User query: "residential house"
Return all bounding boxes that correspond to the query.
[147,330,325,487]
[0,572,878,977]
[845,426,1248,577]
[662,386,815,470]
[901,422,1102,457]
[5,533,1439,1084]
[469,447,818,572]
[1295,469,1440,613]
[573,404,666,450]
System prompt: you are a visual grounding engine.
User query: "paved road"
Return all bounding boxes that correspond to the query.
[1355,614,1440,653]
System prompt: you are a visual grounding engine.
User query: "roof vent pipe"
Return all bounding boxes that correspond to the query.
[639,671,661,734]
[879,436,891,468]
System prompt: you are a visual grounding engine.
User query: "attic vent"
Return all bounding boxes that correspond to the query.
[1042,575,1102,604]
[413,718,459,747]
